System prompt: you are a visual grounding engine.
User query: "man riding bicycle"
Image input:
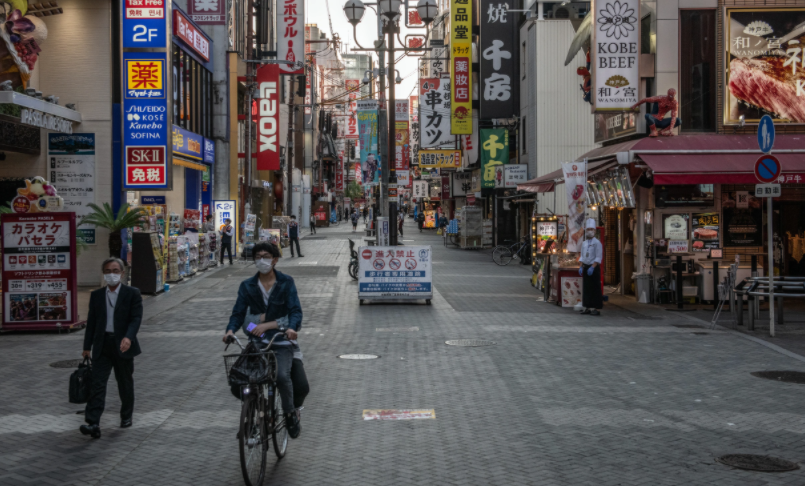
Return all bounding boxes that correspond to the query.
[224,241,303,438]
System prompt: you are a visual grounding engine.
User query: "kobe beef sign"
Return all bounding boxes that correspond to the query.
[726,8,805,124]
[591,0,640,112]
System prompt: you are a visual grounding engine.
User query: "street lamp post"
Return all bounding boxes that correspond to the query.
[344,0,437,246]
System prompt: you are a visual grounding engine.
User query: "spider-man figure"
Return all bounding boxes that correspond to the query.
[631,88,681,137]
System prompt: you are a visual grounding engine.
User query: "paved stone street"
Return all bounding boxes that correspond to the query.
[4,221,805,485]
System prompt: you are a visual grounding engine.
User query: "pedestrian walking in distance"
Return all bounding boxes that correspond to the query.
[398,212,404,237]
[309,213,316,234]
[80,258,143,439]
[417,211,425,232]
[203,214,215,233]
[220,218,234,264]
[362,207,368,224]
[579,218,603,316]
[288,215,304,257]
[351,210,359,232]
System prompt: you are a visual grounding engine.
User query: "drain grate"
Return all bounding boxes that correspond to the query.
[338,354,379,359]
[751,371,805,384]
[445,339,496,347]
[717,454,799,472]
[50,359,82,369]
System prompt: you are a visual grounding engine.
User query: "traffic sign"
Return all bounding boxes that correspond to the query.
[758,114,775,154]
[755,183,781,198]
[755,154,782,183]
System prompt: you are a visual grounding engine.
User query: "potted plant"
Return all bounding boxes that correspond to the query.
[79,203,147,258]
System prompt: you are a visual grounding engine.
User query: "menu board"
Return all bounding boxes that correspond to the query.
[536,220,558,252]
[723,192,762,246]
[2,213,78,330]
[663,214,689,240]
[691,212,720,252]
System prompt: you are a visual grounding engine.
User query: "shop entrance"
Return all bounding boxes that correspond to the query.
[776,200,805,277]
[604,207,620,287]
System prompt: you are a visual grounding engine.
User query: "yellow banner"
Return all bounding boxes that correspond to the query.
[450,0,472,135]
[173,158,208,171]
[419,149,461,169]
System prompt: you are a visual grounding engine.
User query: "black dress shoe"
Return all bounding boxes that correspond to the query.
[580,309,591,315]
[286,412,301,439]
[80,424,101,439]
[120,419,132,428]
[298,255,305,258]
[590,310,600,316]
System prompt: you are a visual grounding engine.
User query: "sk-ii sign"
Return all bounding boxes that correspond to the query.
[123,0,167,49]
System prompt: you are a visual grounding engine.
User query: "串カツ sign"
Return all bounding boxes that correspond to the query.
[256,64,280,171]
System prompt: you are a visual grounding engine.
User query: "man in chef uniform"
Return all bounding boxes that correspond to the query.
[579,218,603,315]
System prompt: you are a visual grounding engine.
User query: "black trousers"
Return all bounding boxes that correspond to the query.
[220,241,233,263]
[289,237,301,256]
[310,223,316,234]
[85,333,134,426]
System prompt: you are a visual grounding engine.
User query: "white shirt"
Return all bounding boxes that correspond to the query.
[579,237,603,266]
[105,285,121,333]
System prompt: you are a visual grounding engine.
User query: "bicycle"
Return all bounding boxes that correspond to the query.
[224,333,291,486]
[492,236,529,266]
[348,239,359,280]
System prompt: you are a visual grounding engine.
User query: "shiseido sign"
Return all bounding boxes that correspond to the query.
[591,0,640,111]
[256,64,280,171]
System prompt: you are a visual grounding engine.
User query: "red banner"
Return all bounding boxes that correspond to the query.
[345,80,360,139]
[256,64,280,171]
[395,121,409,171]
[442,176,450,200]
[336,151,344,192]
[173,10,210,61]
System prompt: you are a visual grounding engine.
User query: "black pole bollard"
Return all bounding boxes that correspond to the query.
[751,254,757,275]
[713,260,719,311]
[676,255,683,309]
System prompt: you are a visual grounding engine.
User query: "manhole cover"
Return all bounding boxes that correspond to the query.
[717,454,799,472]
[445,340,496,347]
[49,359,82,369]
[751,371,805,384]
[338,354,379,359]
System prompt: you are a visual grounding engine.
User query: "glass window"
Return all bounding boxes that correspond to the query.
[680,10,716,131]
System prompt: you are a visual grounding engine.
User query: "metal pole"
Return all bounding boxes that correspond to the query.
[768,197,775,337]
[676,255,683,309]
[378,14,388,226]
[245,0,255,221]
[388,25,398,246]
[713,260,719,311]
[285,76,296,216]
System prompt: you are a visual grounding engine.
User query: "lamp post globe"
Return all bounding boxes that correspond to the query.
[378,0,402,18]
[343,0,365,25]
[416,0,438,25]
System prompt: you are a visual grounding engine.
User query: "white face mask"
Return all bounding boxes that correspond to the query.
[255,258,274,274]
[586,230,595,240]
[104,273,121,286]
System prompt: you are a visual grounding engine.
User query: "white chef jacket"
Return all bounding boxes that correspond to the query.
[579,237,603,266]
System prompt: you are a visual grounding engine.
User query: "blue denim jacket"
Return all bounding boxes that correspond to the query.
[227,270,303,343]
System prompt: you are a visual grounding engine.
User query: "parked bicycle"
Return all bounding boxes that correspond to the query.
[492,236,529,266]
[348,239,359,280]
[224,333,291,486]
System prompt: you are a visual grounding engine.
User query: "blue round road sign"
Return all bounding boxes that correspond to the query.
[755,154,782,183]
[758,115,775,154]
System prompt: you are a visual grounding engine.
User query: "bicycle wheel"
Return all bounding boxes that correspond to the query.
[349,261,359,280]
[492,246,513,266]
[239,394,267,486]
[271,385,289,459]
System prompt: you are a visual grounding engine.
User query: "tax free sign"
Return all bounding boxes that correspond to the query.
[121,0,171,189]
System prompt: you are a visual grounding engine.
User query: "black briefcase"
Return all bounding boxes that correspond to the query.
[69,358,93,404]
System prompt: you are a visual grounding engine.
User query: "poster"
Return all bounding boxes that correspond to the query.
[663,214,689,240]
[2,213,78,330]
[722,192,763,246]
[419,78,454,148]
[450,0,472,134]
[691,212,720,252]
[726,8,805,124]
[594,112,637,143]
[562,162,587,252]
[480,0,518,119]
[48,133,96,244]
[536,220,558,252]
[395,121,410,170]
[480,128,509,189]
[591,0,640,111]
[277,0,304,74]
[561,277,583,308]
[357,100,380,184]
[357,246,433,299]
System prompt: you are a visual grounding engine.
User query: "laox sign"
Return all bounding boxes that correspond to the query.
[256,64,279,171]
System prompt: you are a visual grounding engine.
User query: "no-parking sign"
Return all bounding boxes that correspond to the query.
[358,246,433,300]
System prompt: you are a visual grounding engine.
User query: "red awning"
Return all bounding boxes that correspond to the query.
[639,153,805,185]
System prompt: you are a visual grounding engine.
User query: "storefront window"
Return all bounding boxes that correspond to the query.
[680,10,716,131]
[655,184,714,208]
[172,44,213,138]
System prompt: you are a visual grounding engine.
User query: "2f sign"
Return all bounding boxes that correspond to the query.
[123,0,167,49]
[256,64,280,171]
[132,25,159,43]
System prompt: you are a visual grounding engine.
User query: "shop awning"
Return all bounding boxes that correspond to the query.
[517,159,618,193]
[639,153,805,184]
[173,158,208,171]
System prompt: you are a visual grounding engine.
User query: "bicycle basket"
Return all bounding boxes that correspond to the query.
[224,347,277,386]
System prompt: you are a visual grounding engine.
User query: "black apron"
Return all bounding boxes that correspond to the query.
[582,264,603,309]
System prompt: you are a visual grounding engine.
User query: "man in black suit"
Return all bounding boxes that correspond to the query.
[80,257,143,439]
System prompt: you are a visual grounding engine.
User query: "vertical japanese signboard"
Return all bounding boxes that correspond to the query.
[395,121,410,171]
[591,0,640,111]
[419,78,453,148]
[345,79,360,139]
[256,64,280,170]
[357,100,380,185]
[48,133,96,245]
[358,245,433,300]
[2,213,78,330]
[480,0,518,119]
[337,150,345,192]
[480,128,508,188]
[122,0,170,190]
[278,0,304,74]
[409,95,420,169]
[450,0,472,134]
[429,39,447,76]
